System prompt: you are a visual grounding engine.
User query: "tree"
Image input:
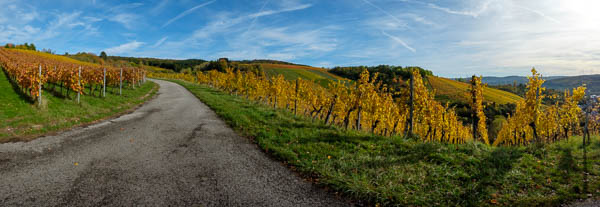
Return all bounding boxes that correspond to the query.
[218,58,229,72]
[100,51,108,60]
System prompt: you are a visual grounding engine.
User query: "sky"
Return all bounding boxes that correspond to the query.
[1,0,599,77]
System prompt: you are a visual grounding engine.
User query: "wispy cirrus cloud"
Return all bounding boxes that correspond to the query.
[428,1,493,18]
[162,0,216,28]
[151,0,170,14]
[4,0,600,78]
[109,13,139,29]
[108,2,144,13]
[214,24,338,62]
[248,3,311,18]
[187,2,312,41]
[105,41,145,55]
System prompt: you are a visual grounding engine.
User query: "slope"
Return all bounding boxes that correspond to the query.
[0,49,158,141]
[428,76,523,104]
[481,76,566,85]
[545,74,600,95]
[260,63,349,87]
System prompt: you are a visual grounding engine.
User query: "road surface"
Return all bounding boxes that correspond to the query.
[0,79,349,206]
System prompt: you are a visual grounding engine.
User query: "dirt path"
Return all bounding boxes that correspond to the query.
[0,79,350,206]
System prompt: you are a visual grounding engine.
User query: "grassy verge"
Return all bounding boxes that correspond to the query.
[0,70,158,142]
[171,79,599,206]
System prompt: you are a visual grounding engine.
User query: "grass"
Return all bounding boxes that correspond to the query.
[171,79,599,207]
[0,69,158,141]
[428,76,523,105]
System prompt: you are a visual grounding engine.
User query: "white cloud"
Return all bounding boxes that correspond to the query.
[151,0,170,14]
[267,53,296,61]
[428,1,493,18]
[83,16,103,22]
[187,1,313,40]
[109,3,144,13]
[248,4,311,18]
[105,41,145,55]
[214,25,339,61]
[0,1,38,24]
[109,13,139,29]
[403,13,435,26]
[162,0,216,28]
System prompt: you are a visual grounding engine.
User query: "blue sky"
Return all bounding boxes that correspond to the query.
[1,0,599,77]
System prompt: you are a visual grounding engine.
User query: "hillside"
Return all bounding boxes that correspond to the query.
[271,64,523,104]
[478,76,566,85]
[260,63,349,87]
[17,49,101,66]
[0,48,158,140]
[261,64,523,104]
[481,76,529,85]
[428,76,523,104]
[545,74,600,95]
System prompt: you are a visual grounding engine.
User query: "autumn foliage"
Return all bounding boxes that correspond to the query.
[152,68,473,143]
[0,48,145,99]
[152,67,592,146]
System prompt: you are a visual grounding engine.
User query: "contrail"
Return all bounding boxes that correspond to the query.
[381,30,416,53]
[246,0,269,33]
[515,5,560,24]
[362,0,406,28]
[162,0,216,28]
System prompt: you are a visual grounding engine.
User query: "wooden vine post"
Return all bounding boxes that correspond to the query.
[471,75,478,140]
[294,79,299,116]
[103,68,106,97]
[38,64,42,107]
[407,70,414,136]
[77,66,81,103]
[119,68,123,95]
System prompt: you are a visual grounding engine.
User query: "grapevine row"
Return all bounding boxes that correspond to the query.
[0,48,145,101]
[151,68,596,146]
[151,69,473,144]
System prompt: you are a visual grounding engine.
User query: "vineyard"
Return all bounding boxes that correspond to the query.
[427,76,523,105]
[0,48,146,104]
[150,68,598,146]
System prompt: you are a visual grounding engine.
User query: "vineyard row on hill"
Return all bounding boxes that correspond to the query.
[0,48,146,102]
[150,68,598,146]
[151,69,473,143]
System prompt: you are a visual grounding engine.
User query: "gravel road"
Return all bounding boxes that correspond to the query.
[0,79,350,206]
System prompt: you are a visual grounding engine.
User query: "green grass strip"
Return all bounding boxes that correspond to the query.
[171,79,599,207]
[0,70,158,141]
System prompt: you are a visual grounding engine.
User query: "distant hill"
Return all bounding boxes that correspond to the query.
[106,56,207,72]
[481,76,528,85]
[475,75,600,95]
[544,74,600,95]
[477,76,566,85]
[236,59,308,66]
[428,76,523,105]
